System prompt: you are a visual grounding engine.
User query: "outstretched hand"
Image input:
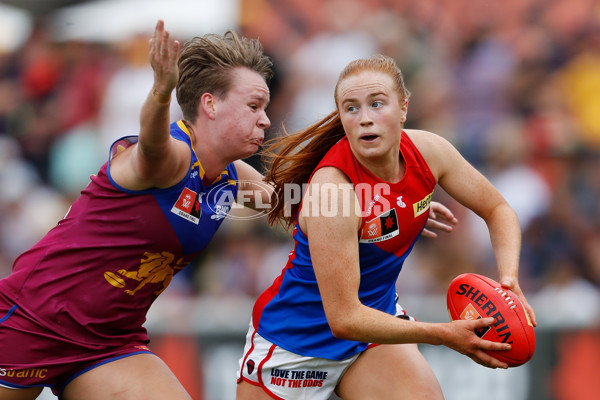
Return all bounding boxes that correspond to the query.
[149,20,180,97]
[421,201,458,238]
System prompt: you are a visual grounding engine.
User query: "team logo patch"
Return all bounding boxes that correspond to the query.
[171,187,201,224]
[460,304,491,338]
[359,209,399,243]
[246,360,255,375]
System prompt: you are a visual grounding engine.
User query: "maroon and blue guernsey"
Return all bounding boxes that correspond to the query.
[252,133,436,360]
[0,120,238,346]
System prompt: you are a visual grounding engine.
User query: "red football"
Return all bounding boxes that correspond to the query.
[446,273,535,367]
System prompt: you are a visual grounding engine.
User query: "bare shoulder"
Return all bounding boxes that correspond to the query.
[403,129,458,179]
[310,166,352,185]
[298,166,359,233]
[110,137,191,190]
[233,159,263,182]
[403,129,448,151]
[108,144,137,188]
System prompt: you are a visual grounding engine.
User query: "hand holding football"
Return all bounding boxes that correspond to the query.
[447,273,536,367]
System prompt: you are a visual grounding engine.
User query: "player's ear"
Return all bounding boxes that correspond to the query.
[200,93,217,119]
[400,97,408,124]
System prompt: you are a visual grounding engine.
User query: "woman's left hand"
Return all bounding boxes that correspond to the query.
[500,279,537,327]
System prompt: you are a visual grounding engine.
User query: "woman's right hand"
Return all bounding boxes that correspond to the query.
[441,318,511,369]
[149,20,180,96]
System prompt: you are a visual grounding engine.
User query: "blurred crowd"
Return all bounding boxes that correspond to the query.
[1,0,600,327]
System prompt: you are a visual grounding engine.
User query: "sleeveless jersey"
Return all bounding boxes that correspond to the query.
[0,120,238,346]
[252,133,436,360]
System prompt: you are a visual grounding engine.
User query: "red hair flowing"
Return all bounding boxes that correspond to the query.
[263,111,344,230]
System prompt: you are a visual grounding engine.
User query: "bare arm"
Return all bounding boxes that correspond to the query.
[299,166,511,369]
[110,20,189,190]
[233,160,273,212]
[407,129,536,327]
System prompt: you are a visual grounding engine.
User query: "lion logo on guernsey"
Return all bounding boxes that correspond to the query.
[104,251,185,295]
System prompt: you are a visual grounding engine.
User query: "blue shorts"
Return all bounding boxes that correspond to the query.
[0,300,152,396]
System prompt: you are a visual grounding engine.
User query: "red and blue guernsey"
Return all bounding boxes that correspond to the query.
[252,133,436,360]
[0,120,237,346]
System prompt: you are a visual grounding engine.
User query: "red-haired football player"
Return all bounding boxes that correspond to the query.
[236,54,537,400]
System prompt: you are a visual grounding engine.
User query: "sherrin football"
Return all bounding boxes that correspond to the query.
[446,273,535,367]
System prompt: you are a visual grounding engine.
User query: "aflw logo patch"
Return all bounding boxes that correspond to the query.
[171,187,201,224]
[359,209,399,243]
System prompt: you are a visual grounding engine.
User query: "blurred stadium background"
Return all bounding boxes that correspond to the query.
[0,0,599,399]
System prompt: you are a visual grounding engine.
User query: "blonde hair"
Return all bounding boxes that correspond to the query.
[176,31,273,122]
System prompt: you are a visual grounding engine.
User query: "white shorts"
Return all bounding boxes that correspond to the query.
[236,304,414,400]
[236,322,359,400]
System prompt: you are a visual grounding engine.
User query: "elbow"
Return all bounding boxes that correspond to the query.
[323,300,365,341]
[327,315,357,341]
[330,324,354,341]
[482,201,518,227]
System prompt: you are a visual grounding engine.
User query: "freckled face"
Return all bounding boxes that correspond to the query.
[336,70,407,162]
[214,68,271,160]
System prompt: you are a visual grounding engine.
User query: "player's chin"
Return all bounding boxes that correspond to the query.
[239,139,259,153]
[238,147,260,160]
[249,143,262,154]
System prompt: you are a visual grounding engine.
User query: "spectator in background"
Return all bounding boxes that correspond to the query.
[280,0,379,132]
[558,25,600,147]
[98,33,183,152]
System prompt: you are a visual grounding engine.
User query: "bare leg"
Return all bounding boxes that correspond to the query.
[236,380,274,400]
[62,353,191,400]
[337,344,444,400]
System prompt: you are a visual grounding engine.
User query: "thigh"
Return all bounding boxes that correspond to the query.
[0,387,42,400]
[62,353,191,400]
[337,344,444,400]
[236,380,273,400]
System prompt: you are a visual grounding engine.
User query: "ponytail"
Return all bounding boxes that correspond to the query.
[263,111,344,229]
